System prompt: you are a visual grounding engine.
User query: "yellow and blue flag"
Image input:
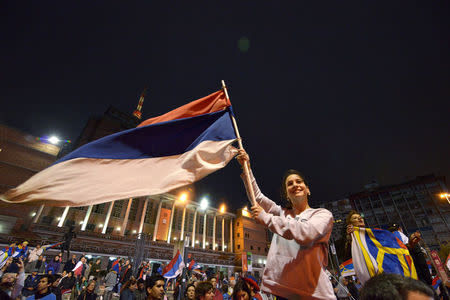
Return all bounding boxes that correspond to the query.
[351,227,417,284]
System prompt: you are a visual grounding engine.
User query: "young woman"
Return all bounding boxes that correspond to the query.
[184,283,196,300]
[231,279,253,300]
[195,281,214,300]
[77,280,97,300]
[237,150,335,299]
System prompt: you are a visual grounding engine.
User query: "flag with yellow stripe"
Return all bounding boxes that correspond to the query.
[351,227,417,284]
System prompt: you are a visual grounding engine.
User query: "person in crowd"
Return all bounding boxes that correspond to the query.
[77,280,97,300]
[35,256,47,274]
[46,256,61,275]
[104,269,118,300]
[406,231,433,288]
[221,284,231,300]
[23,271,40,298]
[0,257,25,299]
[359,273,433,300]
[236,150,336,299]
[63,255,77,273]
[120,278,137,300]
[76,277,88,298]
[344,210,366,261]
[208,275,222,300]
[242,276,261,300]
[134,278,146,300]
[231,279,253,300]
[145,274,165,300]
[120,263,133,287]
[228,279,235,296]
[195,281,214,300]
[25,245,43,273]
[27,274,56,300]
[184,283,196,300]
[59,271,76,300]
[50,274,63,300]
[346,277,359,300]
[89,259,102,280]
[334,277,351,300]
[84,261,92,281]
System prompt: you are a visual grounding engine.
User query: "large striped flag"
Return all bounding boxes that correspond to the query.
[351,227,417,284]
[1,90,237,207]
[0,244,16,269]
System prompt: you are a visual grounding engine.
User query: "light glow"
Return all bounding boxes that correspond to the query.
[200,197,209,210]
[48,136,60,145]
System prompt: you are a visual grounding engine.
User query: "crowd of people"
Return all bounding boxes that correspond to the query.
[0,148,448,299]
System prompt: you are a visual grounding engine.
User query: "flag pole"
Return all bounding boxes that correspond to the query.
[221,80,256,207]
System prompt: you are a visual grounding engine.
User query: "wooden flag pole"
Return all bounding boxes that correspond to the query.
[221,80,256,207]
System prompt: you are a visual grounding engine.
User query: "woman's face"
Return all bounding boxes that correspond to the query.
[285,174,310,204]
[202,289,214,300]
[236,291,250,300]
[186,286,195,299]
[129,283,137,291]
[350,214,365,227]
[87,282,95,292]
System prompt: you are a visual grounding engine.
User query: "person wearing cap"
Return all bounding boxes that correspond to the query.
[242,276,262,300]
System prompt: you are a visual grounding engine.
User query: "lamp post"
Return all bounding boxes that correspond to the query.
[439,193,450,205]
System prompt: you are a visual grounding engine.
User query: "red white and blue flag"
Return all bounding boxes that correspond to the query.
[339,259,355,277]
[187,259,201,271]
[41,241,65,251]
[111,259,121,273]
[162,250,185,279]
[1,90,237,207]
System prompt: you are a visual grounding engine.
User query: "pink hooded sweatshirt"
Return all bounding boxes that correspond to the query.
[245,172,336,300]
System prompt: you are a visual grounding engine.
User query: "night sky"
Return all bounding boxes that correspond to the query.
[1,2,449,211]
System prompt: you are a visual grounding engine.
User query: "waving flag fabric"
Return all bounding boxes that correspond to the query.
[41,241,65,251]
[351,227,417,284]
[162,250,185,279]
[1,90,237,207]
[111,259,121,273]
[339,259,355,277]
[187,259,201,271]
[0,245,16,269]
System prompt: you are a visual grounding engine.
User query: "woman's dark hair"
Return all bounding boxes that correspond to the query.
[345,210,360,225]
[184,283,195,297]
[232,279,252,300]
[280,169,308,209]
[120,278,137,293]
[195,281,213,300]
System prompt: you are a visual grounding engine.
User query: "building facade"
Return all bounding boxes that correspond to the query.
[322,175,449,250]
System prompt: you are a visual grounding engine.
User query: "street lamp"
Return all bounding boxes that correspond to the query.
[200,197,209,210]
[179,192,188,203]
[439,193,450,204]
[48,136,60,145]
[219,204,226,214]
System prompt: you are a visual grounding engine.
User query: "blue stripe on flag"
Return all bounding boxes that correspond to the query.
[57,109,236,163]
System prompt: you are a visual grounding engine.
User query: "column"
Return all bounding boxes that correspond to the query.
[153,200,163,241]
[167,201,176,243]
[180,206,187,240]
[229,218,233,252]
[222,217,225,252]
[57,207,70,227]
[212,214,217,251]
[202,212,207,249]
[102,201,115,234]
[191,209,197,247]
[120,198,133,236]
[81,205,93,231]
[32,205,45,223]
[138,198,149,234]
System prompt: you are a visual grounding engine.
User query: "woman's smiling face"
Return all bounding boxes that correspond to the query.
[285,174,310,204]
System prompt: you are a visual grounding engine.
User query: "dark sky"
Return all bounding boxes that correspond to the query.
[1,2,449,211]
